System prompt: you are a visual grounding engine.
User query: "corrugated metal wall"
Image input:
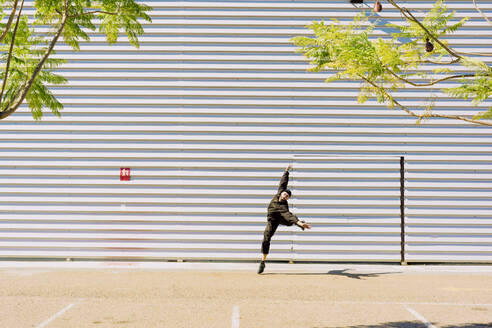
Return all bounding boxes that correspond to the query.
[0,0,491,262]
[291,156,403,262]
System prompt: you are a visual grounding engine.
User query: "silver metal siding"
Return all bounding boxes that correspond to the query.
[0,0,491,262]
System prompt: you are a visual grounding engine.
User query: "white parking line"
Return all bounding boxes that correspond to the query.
[36,303,75,328]
[231,305,240,328]
[404,306,436,328]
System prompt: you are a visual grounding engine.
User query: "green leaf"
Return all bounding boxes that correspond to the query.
[433,67,453,74]
[291,0,492,126]
[460,56,491,74]
[474,108,492,120]
[0,0,153,120]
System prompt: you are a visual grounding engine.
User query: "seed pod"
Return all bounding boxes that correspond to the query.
[374,1,382,12]
[425,38,434,52]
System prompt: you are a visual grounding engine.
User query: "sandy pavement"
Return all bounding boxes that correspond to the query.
[0,262,491,327]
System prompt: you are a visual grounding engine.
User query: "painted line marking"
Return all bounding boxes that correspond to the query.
[231,305,240,328]
[405,306,436,328]
[36,303,75,328]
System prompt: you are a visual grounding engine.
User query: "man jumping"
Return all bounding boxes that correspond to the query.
[258,164,312,274]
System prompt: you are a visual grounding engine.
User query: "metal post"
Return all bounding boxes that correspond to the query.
[400,156,406,265]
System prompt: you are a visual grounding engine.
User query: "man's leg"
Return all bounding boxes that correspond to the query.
[259,219,279,274]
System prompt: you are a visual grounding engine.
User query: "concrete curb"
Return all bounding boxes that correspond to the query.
[0,261,491,274]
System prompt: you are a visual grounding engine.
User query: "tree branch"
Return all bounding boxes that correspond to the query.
[0,1,68,120]
[385,68,479,87]
[455,51,492,57]
[473,0,492,27]
[0,0,24,105]
[386,0,492,58]
[0,0,19,43]
[68,10,117,18]
[359,75,492,126]
[413,58,460,65]
[385,0,462,59]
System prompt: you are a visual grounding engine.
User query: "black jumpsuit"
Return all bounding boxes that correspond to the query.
[261,171,299,255]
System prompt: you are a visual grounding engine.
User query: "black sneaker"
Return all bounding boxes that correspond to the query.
[257,261,265,274]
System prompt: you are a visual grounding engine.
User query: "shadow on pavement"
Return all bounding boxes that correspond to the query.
[322,322,492,328]
[263,269,401,279]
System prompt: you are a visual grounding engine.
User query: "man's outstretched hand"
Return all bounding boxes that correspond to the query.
[297,221,312,230]
[286,164,292,172]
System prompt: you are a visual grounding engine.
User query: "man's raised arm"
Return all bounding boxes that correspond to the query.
[277,164,292,192]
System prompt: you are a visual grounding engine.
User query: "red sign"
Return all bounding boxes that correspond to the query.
[120,167,131,181]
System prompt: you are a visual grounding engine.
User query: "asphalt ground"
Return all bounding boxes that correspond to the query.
[1,262,491,328]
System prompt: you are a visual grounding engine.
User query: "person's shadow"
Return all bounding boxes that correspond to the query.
[325,269,400,279]
[263,269,401,279]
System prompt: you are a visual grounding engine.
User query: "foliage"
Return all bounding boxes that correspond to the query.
[0,0,152,120]
[292,0,492,126]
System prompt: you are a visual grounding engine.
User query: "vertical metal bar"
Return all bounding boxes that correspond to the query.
[400,156,406,265]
